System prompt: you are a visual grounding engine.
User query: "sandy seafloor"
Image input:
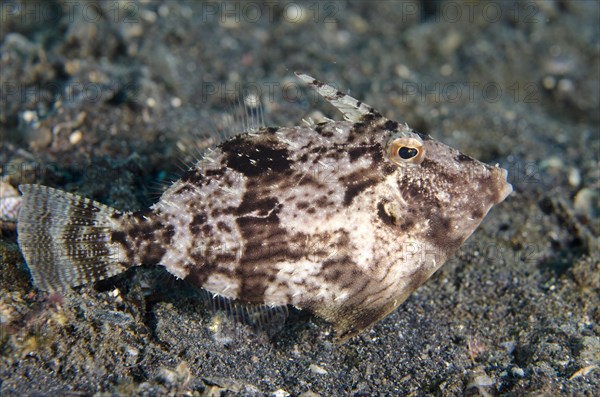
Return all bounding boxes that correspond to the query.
[0,0,599,396]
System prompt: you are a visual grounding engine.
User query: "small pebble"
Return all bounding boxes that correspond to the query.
[283,4,309,24]
[500,341,516,354]
[468,371,495,388]
[568,167,581,187]
[171,97,182,108]
[539,156,563,169]
[574,188,599,219]
[557,78,575,94]
[22,110,37,123]
[542,75,556,90]
[309,364,328,375]
[440,64,453,76]
[512,367,525,377]
[69,130,83,145]
[395,64,411,79]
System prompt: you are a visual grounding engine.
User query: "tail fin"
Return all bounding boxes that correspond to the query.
[17,184,130,291]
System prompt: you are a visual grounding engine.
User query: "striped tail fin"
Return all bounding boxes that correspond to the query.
[17,184,131,291]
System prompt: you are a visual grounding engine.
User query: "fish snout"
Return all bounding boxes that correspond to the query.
[495,167,513,204]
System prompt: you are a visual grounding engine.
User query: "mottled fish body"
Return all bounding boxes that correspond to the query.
[17,74,512,341]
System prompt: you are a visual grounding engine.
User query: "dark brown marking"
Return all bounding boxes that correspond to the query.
[173,183,194,195]
[343,177,378,206]
[315,124,334,138]
[180,169,205,185]
[237,193,279,216]
[383,120,399,131]
[398,218,415,231]
[456,153,475,162]
[471,206,484,220]
[110,230,128,245]
[110,212,123,219]
[141,243,166,266]
[362,111,382,122]
[351,122,367,134]
[238,274,269,302]
[427,212,462,250]
[348,145,370,162]
[216,221,231,233]
[236,210,281,245]
[206,168,226,177]
[190,213,207,234]
[185,260,217,287]
[162,224,175,245]
[315,196,329,207]
[127,221,159,240]
[222,136,292,177]
[296,201,310,210]
[321,257,369,293]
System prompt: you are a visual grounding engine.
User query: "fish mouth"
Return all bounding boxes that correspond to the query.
[496,167,513,203]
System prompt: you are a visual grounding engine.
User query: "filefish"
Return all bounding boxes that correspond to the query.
[16,73,512,341]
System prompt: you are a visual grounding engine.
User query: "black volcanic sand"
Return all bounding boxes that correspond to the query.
[1,1,598,396]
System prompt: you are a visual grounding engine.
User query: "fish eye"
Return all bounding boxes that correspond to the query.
[388,137,425,165]
[398,146,418,159]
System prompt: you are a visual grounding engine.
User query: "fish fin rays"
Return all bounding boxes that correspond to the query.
[17,184,132,291]
[201,289,289,336]
[296,72,380,123]
[174,90,268,176]
[311,297,401,343]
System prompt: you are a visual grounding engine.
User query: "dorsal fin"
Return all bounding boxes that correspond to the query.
[225,92,266,135]
[295,72,379,122]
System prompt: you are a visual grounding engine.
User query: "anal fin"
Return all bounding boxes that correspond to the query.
[201,290,289,335]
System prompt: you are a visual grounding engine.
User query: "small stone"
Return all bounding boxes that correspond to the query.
[22,110,37,123]
[299,392,322,397]
[568,167,581,187]
[557,78,575,94]
[141,9,157,23]
[574,188,599,219]
[283,4,309,24]
[158,4,170,17]
[309,363,328,375]
[171,97,182,108]
[511,367,525,377]
[126,346,139,356]
[69,130,83,145]
[395,64,411,79]
[440,64,453,76]
[468,370,495,388]
[540,156,563,169]
[272,389,290,397]
[157,361,191,387]
[542,75,556,90]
